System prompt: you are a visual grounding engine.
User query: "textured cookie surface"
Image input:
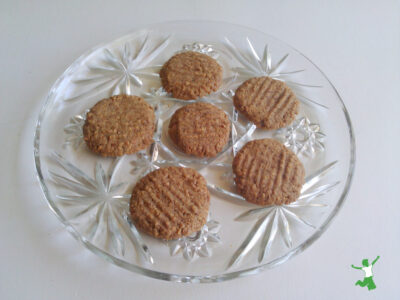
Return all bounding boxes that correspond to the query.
[160,51,223,100]
[130,167,210,240]
[83,95,155,157]
[234,77,299,129]
[169,102,231,157]
[233,139,305,206]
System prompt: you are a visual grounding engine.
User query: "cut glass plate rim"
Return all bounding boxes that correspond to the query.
[33,20,356,283]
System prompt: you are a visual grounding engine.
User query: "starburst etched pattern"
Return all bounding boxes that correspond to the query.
[274,117,326,157]
[65,35,170,101]
[180,42,219,59]
[221,161,339,269]
[207,75,239,103]
[128,108,186,174]
[142,87,181,110]
[143,87,172,100]
[169,218,221,261]
[224,37,327,109]
[63,110,88,149]
[48,152,153,263]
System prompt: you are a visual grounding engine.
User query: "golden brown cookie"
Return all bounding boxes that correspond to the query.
[232,139,305,206]
[83,94,155,157]
[168,102,231,157]
[233,77,299,129]
[130,166,210,240]
[160,51,223,100]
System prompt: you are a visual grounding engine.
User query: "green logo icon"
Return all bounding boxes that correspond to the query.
[351,256,380,291]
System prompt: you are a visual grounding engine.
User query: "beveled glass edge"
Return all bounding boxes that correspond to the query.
[33,20,356,283]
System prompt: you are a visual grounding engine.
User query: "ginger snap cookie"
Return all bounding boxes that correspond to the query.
[232,138,305,206]
[233,76,299,130]
[83,94,155,157]
[130,166,210,240]
[168,102,231,157]
[160,51,223,100]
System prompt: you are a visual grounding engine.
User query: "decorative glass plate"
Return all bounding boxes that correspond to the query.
[34,21,355,283]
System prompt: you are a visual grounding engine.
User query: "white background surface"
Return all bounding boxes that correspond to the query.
[1,0,399,299]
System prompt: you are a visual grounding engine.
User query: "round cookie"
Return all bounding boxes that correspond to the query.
[168,102,231,157]
[130,166,210,240]
[232,139,305,206]
[234,76,299,129]
[83,94,155,157]
[160,51,223,100]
